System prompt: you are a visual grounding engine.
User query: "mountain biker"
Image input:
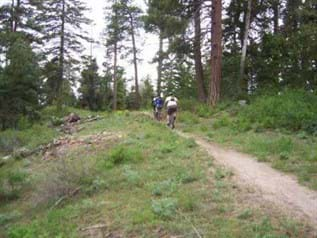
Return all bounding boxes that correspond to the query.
[164,94,178,129]
[152,94,164,120]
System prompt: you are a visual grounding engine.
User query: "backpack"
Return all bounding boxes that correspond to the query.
[156,97,164,108]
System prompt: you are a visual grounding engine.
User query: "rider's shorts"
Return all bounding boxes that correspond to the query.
[167,106,177,115]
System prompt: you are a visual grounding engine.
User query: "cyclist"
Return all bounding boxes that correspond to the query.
[153,94,164,120]
[164,94,178,129]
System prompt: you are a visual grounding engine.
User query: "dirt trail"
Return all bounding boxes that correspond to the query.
[177,131,317,229]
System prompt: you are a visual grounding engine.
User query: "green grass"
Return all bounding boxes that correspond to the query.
[0,111,313,237]
[0,124,58,156]
[0,106,101,157]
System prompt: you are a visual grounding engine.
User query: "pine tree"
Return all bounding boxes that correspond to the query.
[114,0,143,109]
[0,0,42,35]
[0,37,40,129]
[79,57,101,111]
[140,76,154,108]
[143,0,185,95]
[104,0,126,110]
[193,0,207,102]
[40,0,91,106]
[116,68,127,110]
[42,57,59,105]
[0,0,43,67]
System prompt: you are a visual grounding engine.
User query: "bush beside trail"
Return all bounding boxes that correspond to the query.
[237,91,317,133]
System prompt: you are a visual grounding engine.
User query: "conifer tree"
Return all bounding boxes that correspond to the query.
[0,37,40,129]
[104,0,126,110]
[116,0,143,109]
[143,0,184,95]
[79,57,101,111]
[40,0,91,106]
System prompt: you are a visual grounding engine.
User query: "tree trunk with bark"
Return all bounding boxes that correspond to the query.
[10,0,14,32]
[239,0,251,94]
[157,31,163,95]
[272,0,279,34]
[129,13,140,108]
[208,0,222,106]
[113,41,118,111]
[193,0,207,102]
[57,0,65,108]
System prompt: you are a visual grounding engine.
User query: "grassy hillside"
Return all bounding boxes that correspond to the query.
[0,110,313,237]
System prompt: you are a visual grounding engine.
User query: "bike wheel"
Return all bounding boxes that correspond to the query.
[168,114,175,129]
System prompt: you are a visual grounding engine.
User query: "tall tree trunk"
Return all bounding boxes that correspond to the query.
[129,13,140,109]
[10,0,14,32]
[57,0,65,107]
[157,31,163,95]
[272,0,279,34]
[239,0,251,94]
[208,0,222,106]
[193,0,207,102]
[13,0,20,32]
[113,42,118,111]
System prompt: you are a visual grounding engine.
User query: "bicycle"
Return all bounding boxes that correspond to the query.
[154,107,163,121]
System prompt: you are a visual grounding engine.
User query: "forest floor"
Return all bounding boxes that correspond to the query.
[0,110,316,237]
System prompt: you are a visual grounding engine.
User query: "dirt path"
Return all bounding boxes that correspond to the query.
[177,131,317,229]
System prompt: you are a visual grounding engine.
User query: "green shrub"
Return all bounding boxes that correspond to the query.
[41,106,70,120]
[178,193,197,212]
[276,137,293,154]
[178,111,199,124]
[196,104,214,118]
[106,145,143,166]
[7,170,28,189]
[213,114,232,129]
[233,117,252,132]
[238,90,317,131]
[0,170,28,202]
[303,121,317,136]
[123,166,141,186]
[50,116,64,126]
[151,180,177,197]
[17,116,32,130]
[178,99,198,112]
[84,177,108,195]
[151,198,178,219]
